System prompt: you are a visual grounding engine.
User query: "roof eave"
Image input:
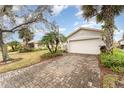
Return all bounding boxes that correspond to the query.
[67,27,102,39]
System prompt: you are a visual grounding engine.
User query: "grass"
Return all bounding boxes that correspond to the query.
[103,74,118,88]
[100,48,124,73]
[0,50,48,73]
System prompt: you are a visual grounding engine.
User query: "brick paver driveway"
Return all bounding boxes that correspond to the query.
[0,54,101,88]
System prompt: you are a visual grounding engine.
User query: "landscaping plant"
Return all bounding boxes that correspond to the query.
[41,22,66,54]
[100,48,124,73]
[7,41,21,52]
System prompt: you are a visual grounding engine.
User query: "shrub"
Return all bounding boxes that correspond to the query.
[8,41,21,52]
[41,50,63,59]
[112,67,124,73]
[19,48,34,53]
[100,48,124,73]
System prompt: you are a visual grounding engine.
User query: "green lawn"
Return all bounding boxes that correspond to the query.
[0,50,48,73]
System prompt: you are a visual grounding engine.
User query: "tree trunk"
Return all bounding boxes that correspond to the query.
[25,40,29,49]
[105,27,114,54]
[11,46,15,51]
[0,32,9,63]
[23,39,28,50]
[103,6,114,54]
[47,44,53,54]
[54,43,58,53]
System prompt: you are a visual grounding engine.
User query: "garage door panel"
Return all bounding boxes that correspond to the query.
[68,39,101,54]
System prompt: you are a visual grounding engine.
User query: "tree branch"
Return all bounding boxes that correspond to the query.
[10,19,37,32]
[2,18,48,33]
[1,19,37,33]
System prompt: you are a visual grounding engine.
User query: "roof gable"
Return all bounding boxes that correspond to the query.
[67,27,102,38]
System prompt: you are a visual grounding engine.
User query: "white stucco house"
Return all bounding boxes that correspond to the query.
[67,27,105,55]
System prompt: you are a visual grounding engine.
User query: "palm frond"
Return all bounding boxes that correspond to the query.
[81,5,98,21]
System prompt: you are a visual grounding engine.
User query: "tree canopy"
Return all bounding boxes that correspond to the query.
[0,5,53,62]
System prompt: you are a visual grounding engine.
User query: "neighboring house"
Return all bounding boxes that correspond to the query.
[67,27,105,55]
[21,41,41,49]
[28,41,41,49]
[118,33,124,49]
[118,39,124,49]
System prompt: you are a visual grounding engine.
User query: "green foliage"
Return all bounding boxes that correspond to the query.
[103,74,118,88]
[82,6,124,23]
[7,41,21,52]
[19,48,34,53]
[18,27,34,50]
[18,27,34,42]
[100,48,124,73]
[41,31,66,54]
[41,50,63,59]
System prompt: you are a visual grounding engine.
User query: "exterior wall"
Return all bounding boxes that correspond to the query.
[34,43,39,49]
[67,29,105,54]
[120,41,124,45]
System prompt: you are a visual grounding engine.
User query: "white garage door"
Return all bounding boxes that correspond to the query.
[68,39,101,54]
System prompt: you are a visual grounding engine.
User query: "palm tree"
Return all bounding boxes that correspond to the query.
[81,5,124,54]
[18,27,34,49]
[41,31,66,54]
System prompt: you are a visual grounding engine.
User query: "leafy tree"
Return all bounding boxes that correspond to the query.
[81,5,124,54]
[7,41,20,51]
[41,21,66,54]
[41,31,66,54]
[0,5,52,62]
[18,27,34,49]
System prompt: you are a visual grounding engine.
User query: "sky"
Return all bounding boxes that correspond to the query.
[9,5,124,42]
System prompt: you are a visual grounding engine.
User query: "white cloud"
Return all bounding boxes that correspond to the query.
[82,22,98,28]
[75,6,83,19]
[31,26,44,33]
[115,29,124,35]
[15,17,24,24]
[12,6,21,12]
[59,27,66,32]
[52,5,68,16]
[34,29,43,33]
[114,29,124,41]
[74,21,79,26]
[74,21,100,31]
[3,15,9,20]
[75,11,83,18]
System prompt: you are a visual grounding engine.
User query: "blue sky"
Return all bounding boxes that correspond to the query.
[10,5,124,42]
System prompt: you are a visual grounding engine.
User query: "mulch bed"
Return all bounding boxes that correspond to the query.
[97,56,116,88]
[97,56,124,88]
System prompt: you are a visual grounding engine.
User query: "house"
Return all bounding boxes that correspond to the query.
[28,41,41,49]
[20,40,41,49]
[118,33,124,49]
[67,27,105,55]
[119,40,124,49]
